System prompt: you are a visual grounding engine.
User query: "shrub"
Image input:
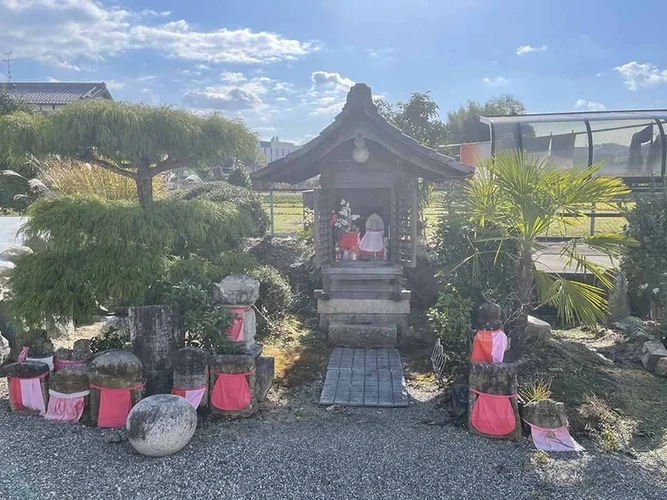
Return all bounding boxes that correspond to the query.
[89,329,131,353]
[176,181,269,236]
[227,165,252,188]
[10,196,256,326]
[427,286,474,348]
[247,265,294,336]
[621,191,667,317]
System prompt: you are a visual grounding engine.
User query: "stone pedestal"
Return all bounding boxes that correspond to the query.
[214,275,260,351]
[129,305,184,395]
[209,354,259,417]
[172,347,210,407]
[0,361,50,412]
[88,350,144,427]
[317,297,409,347]
[468,362,522,441]
[522,399,569,429]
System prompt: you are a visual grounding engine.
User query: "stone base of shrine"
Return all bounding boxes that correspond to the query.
[317,296,410,348]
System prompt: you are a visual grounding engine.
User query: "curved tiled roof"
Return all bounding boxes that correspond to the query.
[0,82,113,105]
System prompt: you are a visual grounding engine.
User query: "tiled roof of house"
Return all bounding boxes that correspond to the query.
[0,82,113,105]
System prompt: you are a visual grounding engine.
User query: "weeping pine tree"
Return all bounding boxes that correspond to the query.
[35,100,258,207]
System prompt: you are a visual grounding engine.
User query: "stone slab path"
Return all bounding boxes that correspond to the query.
[319,347,409,407]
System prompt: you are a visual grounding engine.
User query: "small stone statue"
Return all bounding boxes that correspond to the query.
[471,302,507,364]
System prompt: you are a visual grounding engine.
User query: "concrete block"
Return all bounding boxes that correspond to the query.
[328,322,397,348]
[317,298,410,315]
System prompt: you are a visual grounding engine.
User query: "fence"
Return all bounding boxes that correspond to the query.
[258,190,627,238]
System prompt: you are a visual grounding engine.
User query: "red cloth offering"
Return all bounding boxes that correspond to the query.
[226,306,251,342]
[338,231,360,250]
[171,384,207,409]
[470,388,517,436]
[9,372,48,415]
[45,389,88,422]
[210,371,254,411]
[471,330,508,363]
[89,382,144,428]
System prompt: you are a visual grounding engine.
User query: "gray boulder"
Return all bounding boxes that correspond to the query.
[522,399,569,429]
[525,315,551,344]
[213,275,260,305]
[641,340,667,373]
[126,394,197,457]
[0,245,33,263]
[0,333,9,365]
[608,273,631,323]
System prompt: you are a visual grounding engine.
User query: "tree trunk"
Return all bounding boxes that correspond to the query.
[136,172,154,209]
[515,244,534,349]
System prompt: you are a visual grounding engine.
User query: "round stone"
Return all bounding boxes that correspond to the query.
[126,394,197,457]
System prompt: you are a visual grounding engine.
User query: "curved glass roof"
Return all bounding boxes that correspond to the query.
[479,109,667,178]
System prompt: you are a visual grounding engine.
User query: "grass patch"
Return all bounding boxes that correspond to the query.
[260,314,329,388]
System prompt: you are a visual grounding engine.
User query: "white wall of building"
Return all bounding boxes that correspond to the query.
[259,140,300,163]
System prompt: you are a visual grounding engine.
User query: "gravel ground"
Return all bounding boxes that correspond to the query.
[0,379,666,500]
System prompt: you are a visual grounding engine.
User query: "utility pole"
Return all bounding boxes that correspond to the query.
[4,50,12,82]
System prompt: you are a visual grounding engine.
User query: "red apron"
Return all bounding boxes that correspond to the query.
[210,370,254,411]
[470,388,517,436]
[9,372,48,415]
[45,389,88,423]
[226,307,251,342]
[89,382,144,428]
[171,384,207,409]
[54,358,88,372]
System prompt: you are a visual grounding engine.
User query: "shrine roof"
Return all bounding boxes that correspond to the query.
[251,84,474,187]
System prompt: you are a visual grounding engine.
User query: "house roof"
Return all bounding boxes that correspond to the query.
[0,82,113,105]
[251,83,474,187]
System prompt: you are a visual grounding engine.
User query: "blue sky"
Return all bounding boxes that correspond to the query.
[2,0,667,143]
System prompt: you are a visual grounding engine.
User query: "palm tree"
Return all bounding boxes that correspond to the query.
[451,150,635,333]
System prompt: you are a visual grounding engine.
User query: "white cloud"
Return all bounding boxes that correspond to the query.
[307,71,355,116]
[483,76,509,87]
[183,72,292,113]
[614,61,667,91]
[310,71,355,93]
[367,47,394,62]
[516,44,548,56]
[105,80,125,91]
[0,0,314,69]
[574,99,606,111]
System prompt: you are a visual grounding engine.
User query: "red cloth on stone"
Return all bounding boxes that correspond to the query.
[226,307,251,342]
[8,373,48,414]
[470,388,517,436]
[171,385,207,409]
[45,390,88,422]
[90,382,144,428]
[210,371,254,411]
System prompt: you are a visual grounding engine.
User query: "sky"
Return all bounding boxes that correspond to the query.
[2,0,667,144]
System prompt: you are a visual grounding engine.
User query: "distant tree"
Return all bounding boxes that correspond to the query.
[375,92,448,149]
[0,87,32,116]
[17,100,258,208]
[447,95,526,145]
[227,163,252,188]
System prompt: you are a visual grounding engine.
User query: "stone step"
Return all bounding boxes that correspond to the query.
[328,322,397,348]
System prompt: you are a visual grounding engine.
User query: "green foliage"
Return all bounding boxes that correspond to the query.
[375,91,447,148]
[41,100,258,172]
[621,191,667,317]
[0,88,33,116]
[450,151,634,327]
[162,281,240,354]
[89,329,131,353]
[434,186,521,326]
[519,378,552,403]
[176,181,269,236]
[10,196,256,326]
[227,165,252,188]
[427,286,474,347]
[247,265,294,336]
[446,95,526,145]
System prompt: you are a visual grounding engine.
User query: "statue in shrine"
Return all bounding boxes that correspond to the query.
[332,199,360,260]
[359,213,385,259]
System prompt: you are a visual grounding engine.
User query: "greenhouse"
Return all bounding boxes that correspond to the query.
[480,110,667,180]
